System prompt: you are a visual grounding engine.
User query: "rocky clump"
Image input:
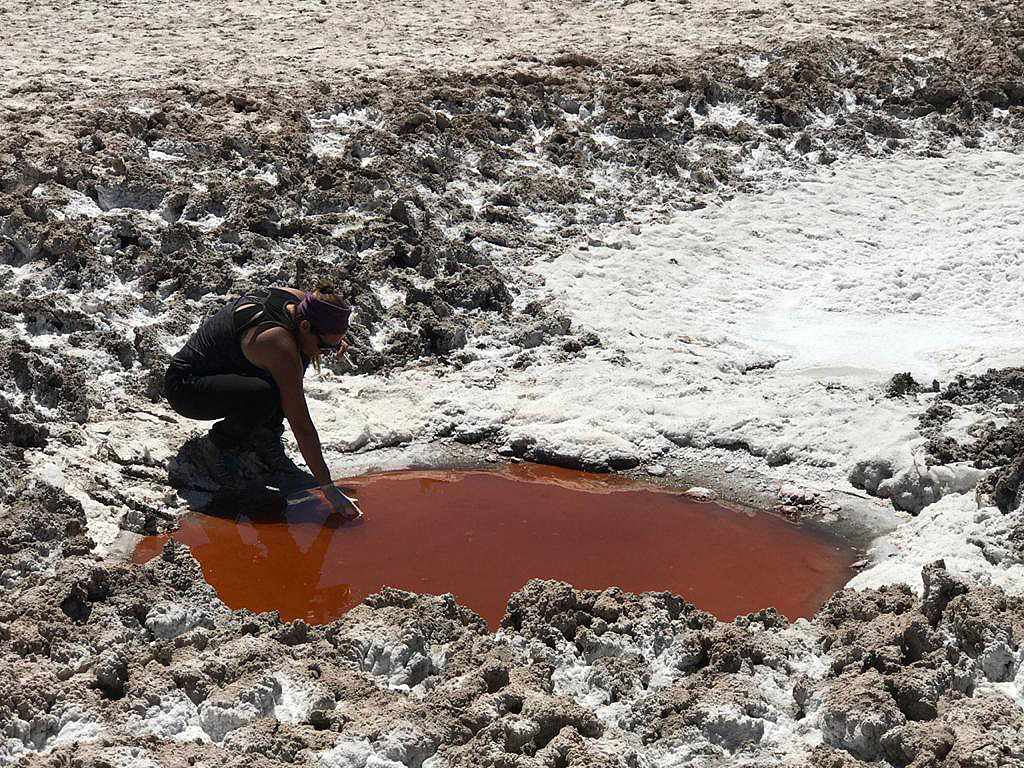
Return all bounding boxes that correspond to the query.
[849,454,987,516]
[885,372,939,400]
[915,368,1024,513]
[885,372,923,399]
[851,367,1024,515]
[804,561,1024,767]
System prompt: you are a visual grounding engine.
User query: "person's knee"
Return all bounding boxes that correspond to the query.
[254,378,283,417]
[221,384,279,429]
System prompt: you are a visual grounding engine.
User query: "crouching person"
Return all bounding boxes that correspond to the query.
[164,284,358,518]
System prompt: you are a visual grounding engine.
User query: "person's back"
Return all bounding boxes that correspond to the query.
[169,287,304,378]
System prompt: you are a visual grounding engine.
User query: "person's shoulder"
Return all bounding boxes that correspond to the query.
[274,286,306,301]
[254,324,297,349]
[249,325,300,367]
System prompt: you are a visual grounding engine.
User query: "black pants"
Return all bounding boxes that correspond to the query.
[165,366,284,448]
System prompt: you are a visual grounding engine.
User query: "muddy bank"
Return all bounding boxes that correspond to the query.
[1,481,1022,766]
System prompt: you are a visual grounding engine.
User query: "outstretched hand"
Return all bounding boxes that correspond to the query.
[323,485,362,520]
[286,484,362,521]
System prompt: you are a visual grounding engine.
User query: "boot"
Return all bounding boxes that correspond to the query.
[252,427,316,492]
[199,435,246,492]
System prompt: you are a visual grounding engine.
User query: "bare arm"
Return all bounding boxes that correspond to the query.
[245,328,332,486]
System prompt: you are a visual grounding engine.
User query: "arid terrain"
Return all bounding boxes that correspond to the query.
[2,1,1023,765]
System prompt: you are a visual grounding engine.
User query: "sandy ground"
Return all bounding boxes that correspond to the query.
[2,0,1024,765]
[0,0,964,90]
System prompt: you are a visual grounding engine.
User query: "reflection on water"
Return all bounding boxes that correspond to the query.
[134,465,857,628]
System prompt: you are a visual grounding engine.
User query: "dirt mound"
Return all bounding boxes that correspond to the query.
[916,368,1024,512]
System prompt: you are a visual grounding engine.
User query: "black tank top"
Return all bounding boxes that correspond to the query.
[170,288,309,376]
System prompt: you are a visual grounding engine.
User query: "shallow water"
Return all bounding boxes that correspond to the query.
[134,465,856,628]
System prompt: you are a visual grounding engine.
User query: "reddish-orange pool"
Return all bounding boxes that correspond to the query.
[134,465,856,628]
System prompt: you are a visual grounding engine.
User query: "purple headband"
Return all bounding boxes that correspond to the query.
[299,293,352,335]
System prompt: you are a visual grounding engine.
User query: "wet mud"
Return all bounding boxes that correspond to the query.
[134,466,856,627]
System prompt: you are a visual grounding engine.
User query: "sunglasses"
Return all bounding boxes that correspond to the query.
[315,334,343,351]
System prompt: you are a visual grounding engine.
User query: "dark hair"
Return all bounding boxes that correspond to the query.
[311,283,348,308]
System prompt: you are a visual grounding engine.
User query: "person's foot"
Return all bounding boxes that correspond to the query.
[199,435,246,492]
[252,427,316,492]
